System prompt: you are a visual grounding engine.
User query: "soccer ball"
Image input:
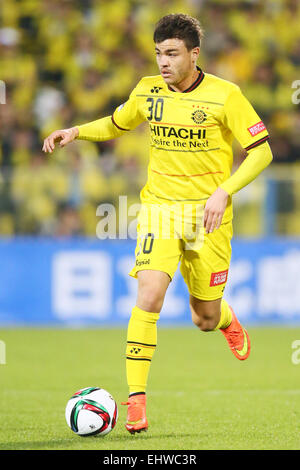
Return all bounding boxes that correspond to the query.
[65,387,118,436]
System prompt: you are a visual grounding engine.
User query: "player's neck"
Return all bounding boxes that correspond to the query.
[168,67,201,93]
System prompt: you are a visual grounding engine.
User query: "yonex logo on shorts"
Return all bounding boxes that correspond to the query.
[247,121,266,137]
[210,270,228,286]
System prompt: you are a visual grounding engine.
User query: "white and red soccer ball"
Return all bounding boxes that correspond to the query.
[65,387,118,436]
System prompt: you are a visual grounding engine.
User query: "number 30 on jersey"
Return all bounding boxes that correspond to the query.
[146,98,164,122]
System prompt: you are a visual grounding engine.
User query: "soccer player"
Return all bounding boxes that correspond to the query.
[43,14,273,434]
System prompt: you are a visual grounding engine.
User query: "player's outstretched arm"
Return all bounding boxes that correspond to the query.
[42,127,79,153]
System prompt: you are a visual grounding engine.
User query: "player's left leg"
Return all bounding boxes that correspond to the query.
[190,296,250,360]
[181,221,250,360]
[189,296,227,331]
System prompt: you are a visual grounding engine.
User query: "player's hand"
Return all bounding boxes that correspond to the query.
[42,127,79,153]
[204,187,229,233]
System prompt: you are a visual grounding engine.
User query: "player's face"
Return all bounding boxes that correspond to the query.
[155,38,199,87]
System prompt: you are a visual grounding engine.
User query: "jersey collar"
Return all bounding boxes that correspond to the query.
[167,66,205,93]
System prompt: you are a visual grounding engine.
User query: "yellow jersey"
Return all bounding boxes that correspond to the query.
[111,68,269,222]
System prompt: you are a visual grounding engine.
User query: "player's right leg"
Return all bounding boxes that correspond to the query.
[122,269,170,434]
[123,203,182,434]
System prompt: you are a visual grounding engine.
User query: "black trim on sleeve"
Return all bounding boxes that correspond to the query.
[111,114,129,131]
[245,135,269,152]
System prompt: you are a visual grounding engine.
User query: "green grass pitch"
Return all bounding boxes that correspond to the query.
[0,326,299,450]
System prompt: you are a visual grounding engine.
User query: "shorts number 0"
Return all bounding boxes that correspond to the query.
[136,233,155,256]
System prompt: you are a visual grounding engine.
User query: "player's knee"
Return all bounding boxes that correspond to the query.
[190,304,219,331]
[190,296,220,331]
[137,285,165,313]
[191,312,216,331]
[137,271,169,313]
[191,312,203,329]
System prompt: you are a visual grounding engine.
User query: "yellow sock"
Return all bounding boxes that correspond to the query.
[214,299,233,330]
[126,306,159,395]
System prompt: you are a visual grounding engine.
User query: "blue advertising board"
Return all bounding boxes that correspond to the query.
[0,237,300,326]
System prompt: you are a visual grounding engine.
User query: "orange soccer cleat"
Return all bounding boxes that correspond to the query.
[121,393,148,434]
[220,307,251,360]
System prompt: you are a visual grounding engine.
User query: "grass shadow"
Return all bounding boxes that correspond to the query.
[0,432,197,450]
[0,439,75,450]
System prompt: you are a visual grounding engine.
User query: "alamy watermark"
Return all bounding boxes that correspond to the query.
[0,80,6,104]
[291,340,300,365]
[0,340,6,365]
[291,80,300,104]
[95,195,205,250]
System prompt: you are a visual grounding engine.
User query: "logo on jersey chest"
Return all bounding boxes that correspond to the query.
[150,124,206,140]
[191,109,207,124]
[151,86,163,93]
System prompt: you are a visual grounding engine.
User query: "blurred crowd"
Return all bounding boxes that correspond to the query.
[0,0,299,236]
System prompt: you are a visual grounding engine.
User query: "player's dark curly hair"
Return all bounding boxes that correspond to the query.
[153,14,204,50]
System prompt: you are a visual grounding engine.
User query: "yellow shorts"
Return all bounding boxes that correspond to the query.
[129,203,233,301]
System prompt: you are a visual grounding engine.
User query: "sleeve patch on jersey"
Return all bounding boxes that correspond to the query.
[210,270,228,287]
[247,121,266,137]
